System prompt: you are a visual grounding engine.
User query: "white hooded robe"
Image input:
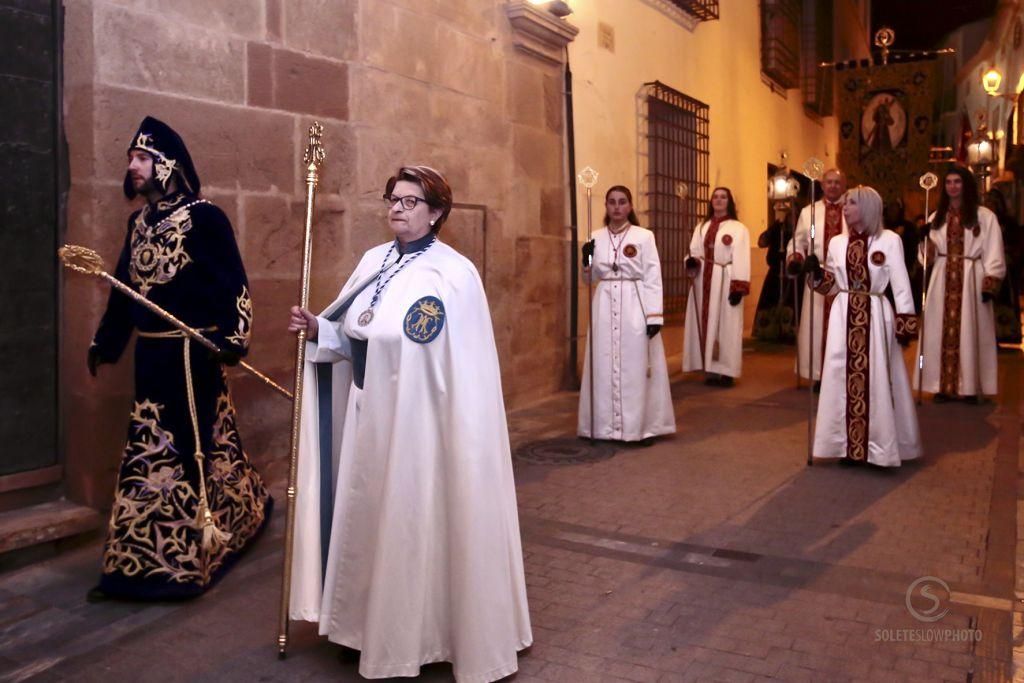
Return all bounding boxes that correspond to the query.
[578,225,676,441]
[288,239,532,682]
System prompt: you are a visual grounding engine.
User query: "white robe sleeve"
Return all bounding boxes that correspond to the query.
[788,205,811,258]
[729,223,752,295]
[690,222,704,260]
[642,231,665,324]
[888,235,916,316]
[980,208,1006,295]
[307,315,351,363]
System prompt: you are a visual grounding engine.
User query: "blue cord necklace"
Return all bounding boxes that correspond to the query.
[357,236,436,326]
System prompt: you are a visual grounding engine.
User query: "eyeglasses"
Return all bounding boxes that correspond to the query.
[383,194,429,211]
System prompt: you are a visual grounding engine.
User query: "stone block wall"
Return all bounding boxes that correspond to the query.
[61,0,572,508]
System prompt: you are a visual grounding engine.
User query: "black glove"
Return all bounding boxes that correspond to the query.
[785,256,804,277]
[728,292,743,307]
[87,346,103,377]
[918,222,935,239]
[801,254,822,278]
[685,256,700,276]
[581,240,595,268]
[981,291,994,303]
[209,348,242,367]
[646,324,661,339]
[897,333,912,347]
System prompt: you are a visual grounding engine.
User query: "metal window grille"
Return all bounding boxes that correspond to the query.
[639,81,710,317]
[664,0,719,22]
[761,0,801,89]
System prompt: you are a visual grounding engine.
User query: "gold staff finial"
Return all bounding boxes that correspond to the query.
[919,172,938,191]
[577,166,599,189]
[303,121,326,168]
[803,157,825,181]
[58,244,291,399]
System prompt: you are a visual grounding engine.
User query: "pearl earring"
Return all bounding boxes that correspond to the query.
[430,219,436,226]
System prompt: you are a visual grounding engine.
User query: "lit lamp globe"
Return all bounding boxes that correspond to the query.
[966,129,996,167]
[768,169,798,203]
[982,67,1003,96]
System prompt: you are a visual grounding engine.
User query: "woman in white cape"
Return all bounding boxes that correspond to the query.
[682,187,751,386]
[286,166,531,681]
[578,185,675,443]
[915,165,1005,402]
[806,185,921,467]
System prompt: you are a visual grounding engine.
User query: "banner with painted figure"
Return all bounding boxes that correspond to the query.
[837,59,940,206]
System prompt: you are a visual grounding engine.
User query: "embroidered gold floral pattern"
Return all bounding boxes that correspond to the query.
[206,390,269,559]
[134,132,177,185]
[103,399,205,585]
[225,286,253,349]
[895,313,919,341]
[845,233,870,462]
[129,206,194,296]
[103,393,269,587]
[941,212,964,396]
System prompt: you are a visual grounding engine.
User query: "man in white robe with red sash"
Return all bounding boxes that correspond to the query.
[785,169,848,387]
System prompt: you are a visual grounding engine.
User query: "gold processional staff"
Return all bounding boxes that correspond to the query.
[277,121,325,658]
[58,245,291,400]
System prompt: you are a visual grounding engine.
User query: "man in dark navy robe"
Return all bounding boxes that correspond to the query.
[88,117,271,600]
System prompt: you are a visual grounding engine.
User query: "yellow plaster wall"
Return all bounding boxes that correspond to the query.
[567,0,860,335]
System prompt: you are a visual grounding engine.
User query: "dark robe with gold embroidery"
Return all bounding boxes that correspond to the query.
[91,190,270,599]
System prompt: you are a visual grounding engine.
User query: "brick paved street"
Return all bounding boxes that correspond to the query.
[1,342,1021,682]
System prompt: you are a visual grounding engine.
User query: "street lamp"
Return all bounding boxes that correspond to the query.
[768,162,799,207]
[966,122,997,190]
[982,67,1003,96]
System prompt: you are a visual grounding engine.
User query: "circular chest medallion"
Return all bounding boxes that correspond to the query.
[721,234,733,246]
[623,244,637,258]
[870,251,886,266]
[357,308,374,326]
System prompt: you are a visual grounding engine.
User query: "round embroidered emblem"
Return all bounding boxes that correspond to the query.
[403,296,445,344]
[623,244,638,258]
[870,251,886,266]
[721,234,733,246]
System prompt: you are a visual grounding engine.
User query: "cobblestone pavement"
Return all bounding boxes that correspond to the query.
[1,343,1021,682]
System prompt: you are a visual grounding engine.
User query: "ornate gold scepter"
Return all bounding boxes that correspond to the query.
[277,121,325,659]
[58,245,291,399]
[578,166,598,443]
[916,171,938,405]
[802,157,824,467]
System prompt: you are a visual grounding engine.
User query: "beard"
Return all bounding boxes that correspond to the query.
[133,173,162,196]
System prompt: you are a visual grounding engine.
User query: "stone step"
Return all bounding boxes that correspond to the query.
[0,500,103,555]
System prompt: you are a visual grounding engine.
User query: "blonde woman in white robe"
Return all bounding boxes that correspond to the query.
[914,165,1005,403]
[578,185,676,444]
[286,166,531,682]
[805,185,921,467]
[683,187,751,386]
[784,169,849,385]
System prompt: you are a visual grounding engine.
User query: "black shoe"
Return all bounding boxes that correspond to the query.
[85,586,108,603]
[704,374,718,386]
[963,395,979,405]
[933,393,950,404]
[639,437,655,447]
[718,376,734,388]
